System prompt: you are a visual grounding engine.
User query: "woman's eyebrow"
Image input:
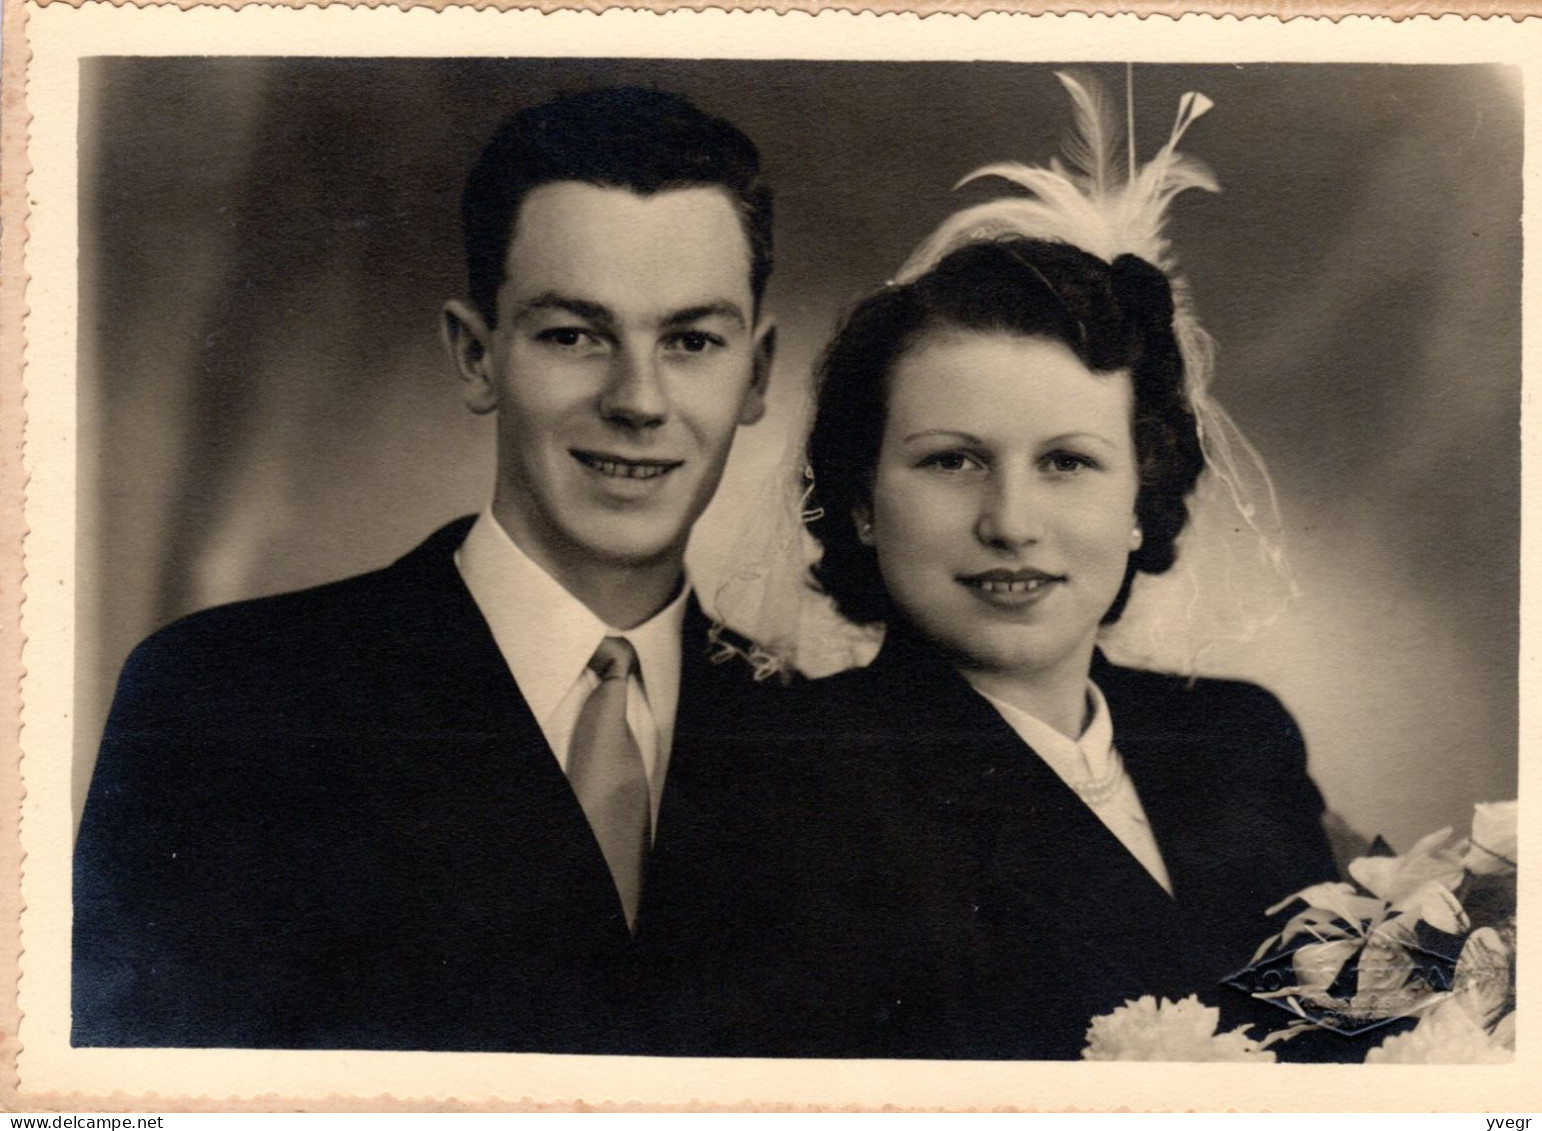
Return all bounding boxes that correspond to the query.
[1044,430,1119,450]
[902,429,986,444]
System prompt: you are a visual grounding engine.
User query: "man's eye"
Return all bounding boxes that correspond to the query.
[536,327,594,348]
[666,331,722,354]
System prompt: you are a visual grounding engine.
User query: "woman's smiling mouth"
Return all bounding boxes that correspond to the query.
[958,568,1066,606]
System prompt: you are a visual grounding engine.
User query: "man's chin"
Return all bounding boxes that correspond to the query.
[565,523,690,575]
[494,501,689,582]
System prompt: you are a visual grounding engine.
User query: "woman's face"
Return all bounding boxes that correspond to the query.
[861,327,1141,686]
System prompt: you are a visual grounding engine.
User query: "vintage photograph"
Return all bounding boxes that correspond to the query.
[14,8,1533,1108]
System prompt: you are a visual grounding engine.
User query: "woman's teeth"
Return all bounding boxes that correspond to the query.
[975,577,1052,593]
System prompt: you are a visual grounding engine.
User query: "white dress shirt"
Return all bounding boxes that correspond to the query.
[454,510,686,824]
[973,680,1174,896]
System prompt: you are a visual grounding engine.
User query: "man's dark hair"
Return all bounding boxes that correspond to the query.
[806,236,1206,628]
[461,86,773,325]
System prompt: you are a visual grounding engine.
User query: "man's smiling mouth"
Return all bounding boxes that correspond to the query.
[572,450,682,480]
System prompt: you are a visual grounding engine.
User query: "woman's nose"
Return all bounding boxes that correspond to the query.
[599,349,668,428]
[975,472,1044,549]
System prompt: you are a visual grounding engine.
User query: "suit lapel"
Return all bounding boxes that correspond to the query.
[868,633,1203,1004]
[379,518,633,944]
[404,534,769,945]
[639,598,745,934]
[1092,657,1261,988]
[958,707,1192,995]
[1094,657,1234,916]
[871,634,1176,909]
[1094,659,1203,901]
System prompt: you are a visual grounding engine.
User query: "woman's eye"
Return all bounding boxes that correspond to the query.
[919,451,983,473]
[1045,452,1096,474]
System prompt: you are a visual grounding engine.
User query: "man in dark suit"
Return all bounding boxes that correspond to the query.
[72,86,778,1052]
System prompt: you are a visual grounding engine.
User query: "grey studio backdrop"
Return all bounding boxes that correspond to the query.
[77,59,1520,856]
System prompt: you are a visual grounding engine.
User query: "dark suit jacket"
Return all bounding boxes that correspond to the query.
[652,625,1339,1060]
[72,517,776,1053]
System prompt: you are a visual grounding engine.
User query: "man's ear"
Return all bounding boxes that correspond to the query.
[738,321,776,427]
[441,299,499,415]
[853,502,875,547]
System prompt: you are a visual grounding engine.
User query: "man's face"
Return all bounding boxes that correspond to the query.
[447,182,770,589]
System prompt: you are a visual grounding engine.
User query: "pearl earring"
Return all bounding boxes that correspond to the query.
[1130,526,1144,549]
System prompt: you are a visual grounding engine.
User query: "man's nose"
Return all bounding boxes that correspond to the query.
[599,348,668,429]
[975,471,1045,549]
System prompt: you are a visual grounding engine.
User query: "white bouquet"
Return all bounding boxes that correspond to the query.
[1083,801,1516,1063]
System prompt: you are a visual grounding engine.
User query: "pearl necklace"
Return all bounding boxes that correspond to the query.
[1070,747,1127,806]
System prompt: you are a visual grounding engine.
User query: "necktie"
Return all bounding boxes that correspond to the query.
[568,636,650,931]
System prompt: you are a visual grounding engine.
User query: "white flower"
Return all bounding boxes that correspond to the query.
[1448,926,1513,1032]
[1255,878,1466,1027]
[1083,995,1275,1062]
[1359,923,1514,1064]
[1250,810,1518,1058]
[1349,827,1465,904]
[1265,880,1382,924]
[1463,801,1518,877]
[1364,995,1512,1064]
[1389,880,1468,935]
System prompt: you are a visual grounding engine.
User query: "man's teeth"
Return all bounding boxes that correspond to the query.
[977,578,1051,593]
[583,456,671,479]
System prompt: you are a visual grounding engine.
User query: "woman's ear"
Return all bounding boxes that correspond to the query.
[441,299,499,415]
[853,504,875,547]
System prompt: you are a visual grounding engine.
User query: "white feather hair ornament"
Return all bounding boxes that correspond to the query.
[893,73,1217,282]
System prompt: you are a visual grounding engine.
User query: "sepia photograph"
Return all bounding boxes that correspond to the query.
[13,7,1535,1109]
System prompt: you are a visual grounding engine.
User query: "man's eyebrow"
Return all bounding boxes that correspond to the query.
[663,302,748,331]
[510,293,615,326]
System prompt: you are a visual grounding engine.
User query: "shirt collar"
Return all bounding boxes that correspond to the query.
[1082,679,1114,761]
[623,581,686,742]
[454,509,686,730]
[972,678,1117,781]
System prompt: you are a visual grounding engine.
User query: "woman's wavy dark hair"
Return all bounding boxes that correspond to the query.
[807,236,1206,627]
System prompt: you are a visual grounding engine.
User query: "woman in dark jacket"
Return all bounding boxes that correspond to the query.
[655,79,1338,1061]
[776,234,1337,1060]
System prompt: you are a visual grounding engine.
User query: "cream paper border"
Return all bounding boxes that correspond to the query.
[15,5,1542,1109]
